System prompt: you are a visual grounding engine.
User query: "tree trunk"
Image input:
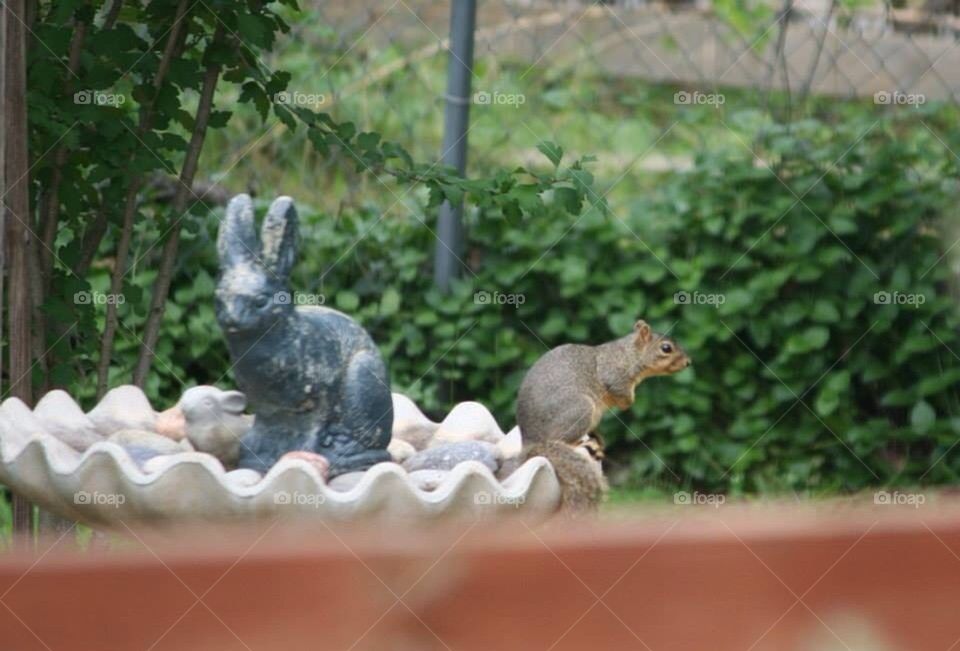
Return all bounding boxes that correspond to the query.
[0,0,6,399]
[4,0,34,537]
[133,28,225,386]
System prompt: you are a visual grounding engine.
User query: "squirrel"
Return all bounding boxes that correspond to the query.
[516,320,691,514]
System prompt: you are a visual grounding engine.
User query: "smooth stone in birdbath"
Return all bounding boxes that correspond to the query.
[403,441,499,474]
[279,450,330,480]
[388,438,416,463]
[430,401,504,446]
[498,426,523,459]
[33,390,103,451]
[409,469,450,491]
[391,393,438,450]
[108,429,192,455]
[327,471,366,492]
[156,407,186,441]
[87,385,158,436]
[123,444,167,467]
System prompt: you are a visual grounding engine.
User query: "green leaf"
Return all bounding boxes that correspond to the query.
[910,400,936,433]
[553,186,582,215]
[336,291,360,311]
[380,288,401,316]
[784,326,829,355]
[537,141,563,167]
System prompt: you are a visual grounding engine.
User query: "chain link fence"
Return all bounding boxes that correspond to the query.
[211,0,960,214]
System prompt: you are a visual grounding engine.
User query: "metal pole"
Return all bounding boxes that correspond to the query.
[433,0,476,291]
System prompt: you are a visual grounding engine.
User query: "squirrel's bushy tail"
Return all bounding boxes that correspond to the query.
[525,440,608,516]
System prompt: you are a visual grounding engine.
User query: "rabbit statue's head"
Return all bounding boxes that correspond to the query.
[215,194,298,334]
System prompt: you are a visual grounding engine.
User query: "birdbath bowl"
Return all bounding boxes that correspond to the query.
[0,386,561,527]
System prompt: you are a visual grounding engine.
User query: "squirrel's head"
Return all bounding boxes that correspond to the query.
[633,320,691,377]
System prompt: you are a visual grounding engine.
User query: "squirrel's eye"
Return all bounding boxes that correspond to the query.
[660,342,673,354]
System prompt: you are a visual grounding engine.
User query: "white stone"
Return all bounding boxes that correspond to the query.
[388,438,416,463]
[498,426,523,459]
[87,385,157,436]
[391,393,438,449]
[392,393,431,427]
[33,390,103,451]
[431,401,504,446]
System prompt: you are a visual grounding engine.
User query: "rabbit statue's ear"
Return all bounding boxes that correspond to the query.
[260,196,298,278]
[218,194,260,268]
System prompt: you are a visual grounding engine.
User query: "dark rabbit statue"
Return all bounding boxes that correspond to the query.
[215,194,393,476]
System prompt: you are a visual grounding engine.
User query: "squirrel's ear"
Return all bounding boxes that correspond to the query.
[260,196,298,279]
[634,319,652,344]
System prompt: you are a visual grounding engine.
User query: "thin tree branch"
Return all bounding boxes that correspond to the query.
[102,0,122,30]
[73,210,109,277]
[133,25,227,386]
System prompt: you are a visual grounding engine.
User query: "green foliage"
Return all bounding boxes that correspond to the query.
[25,0,605,396]
[106,113,960,495]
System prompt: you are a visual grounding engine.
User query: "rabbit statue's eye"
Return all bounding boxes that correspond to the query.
[253,295,270,309]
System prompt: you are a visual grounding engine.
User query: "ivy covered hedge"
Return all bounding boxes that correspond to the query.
[87,114,960,494]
